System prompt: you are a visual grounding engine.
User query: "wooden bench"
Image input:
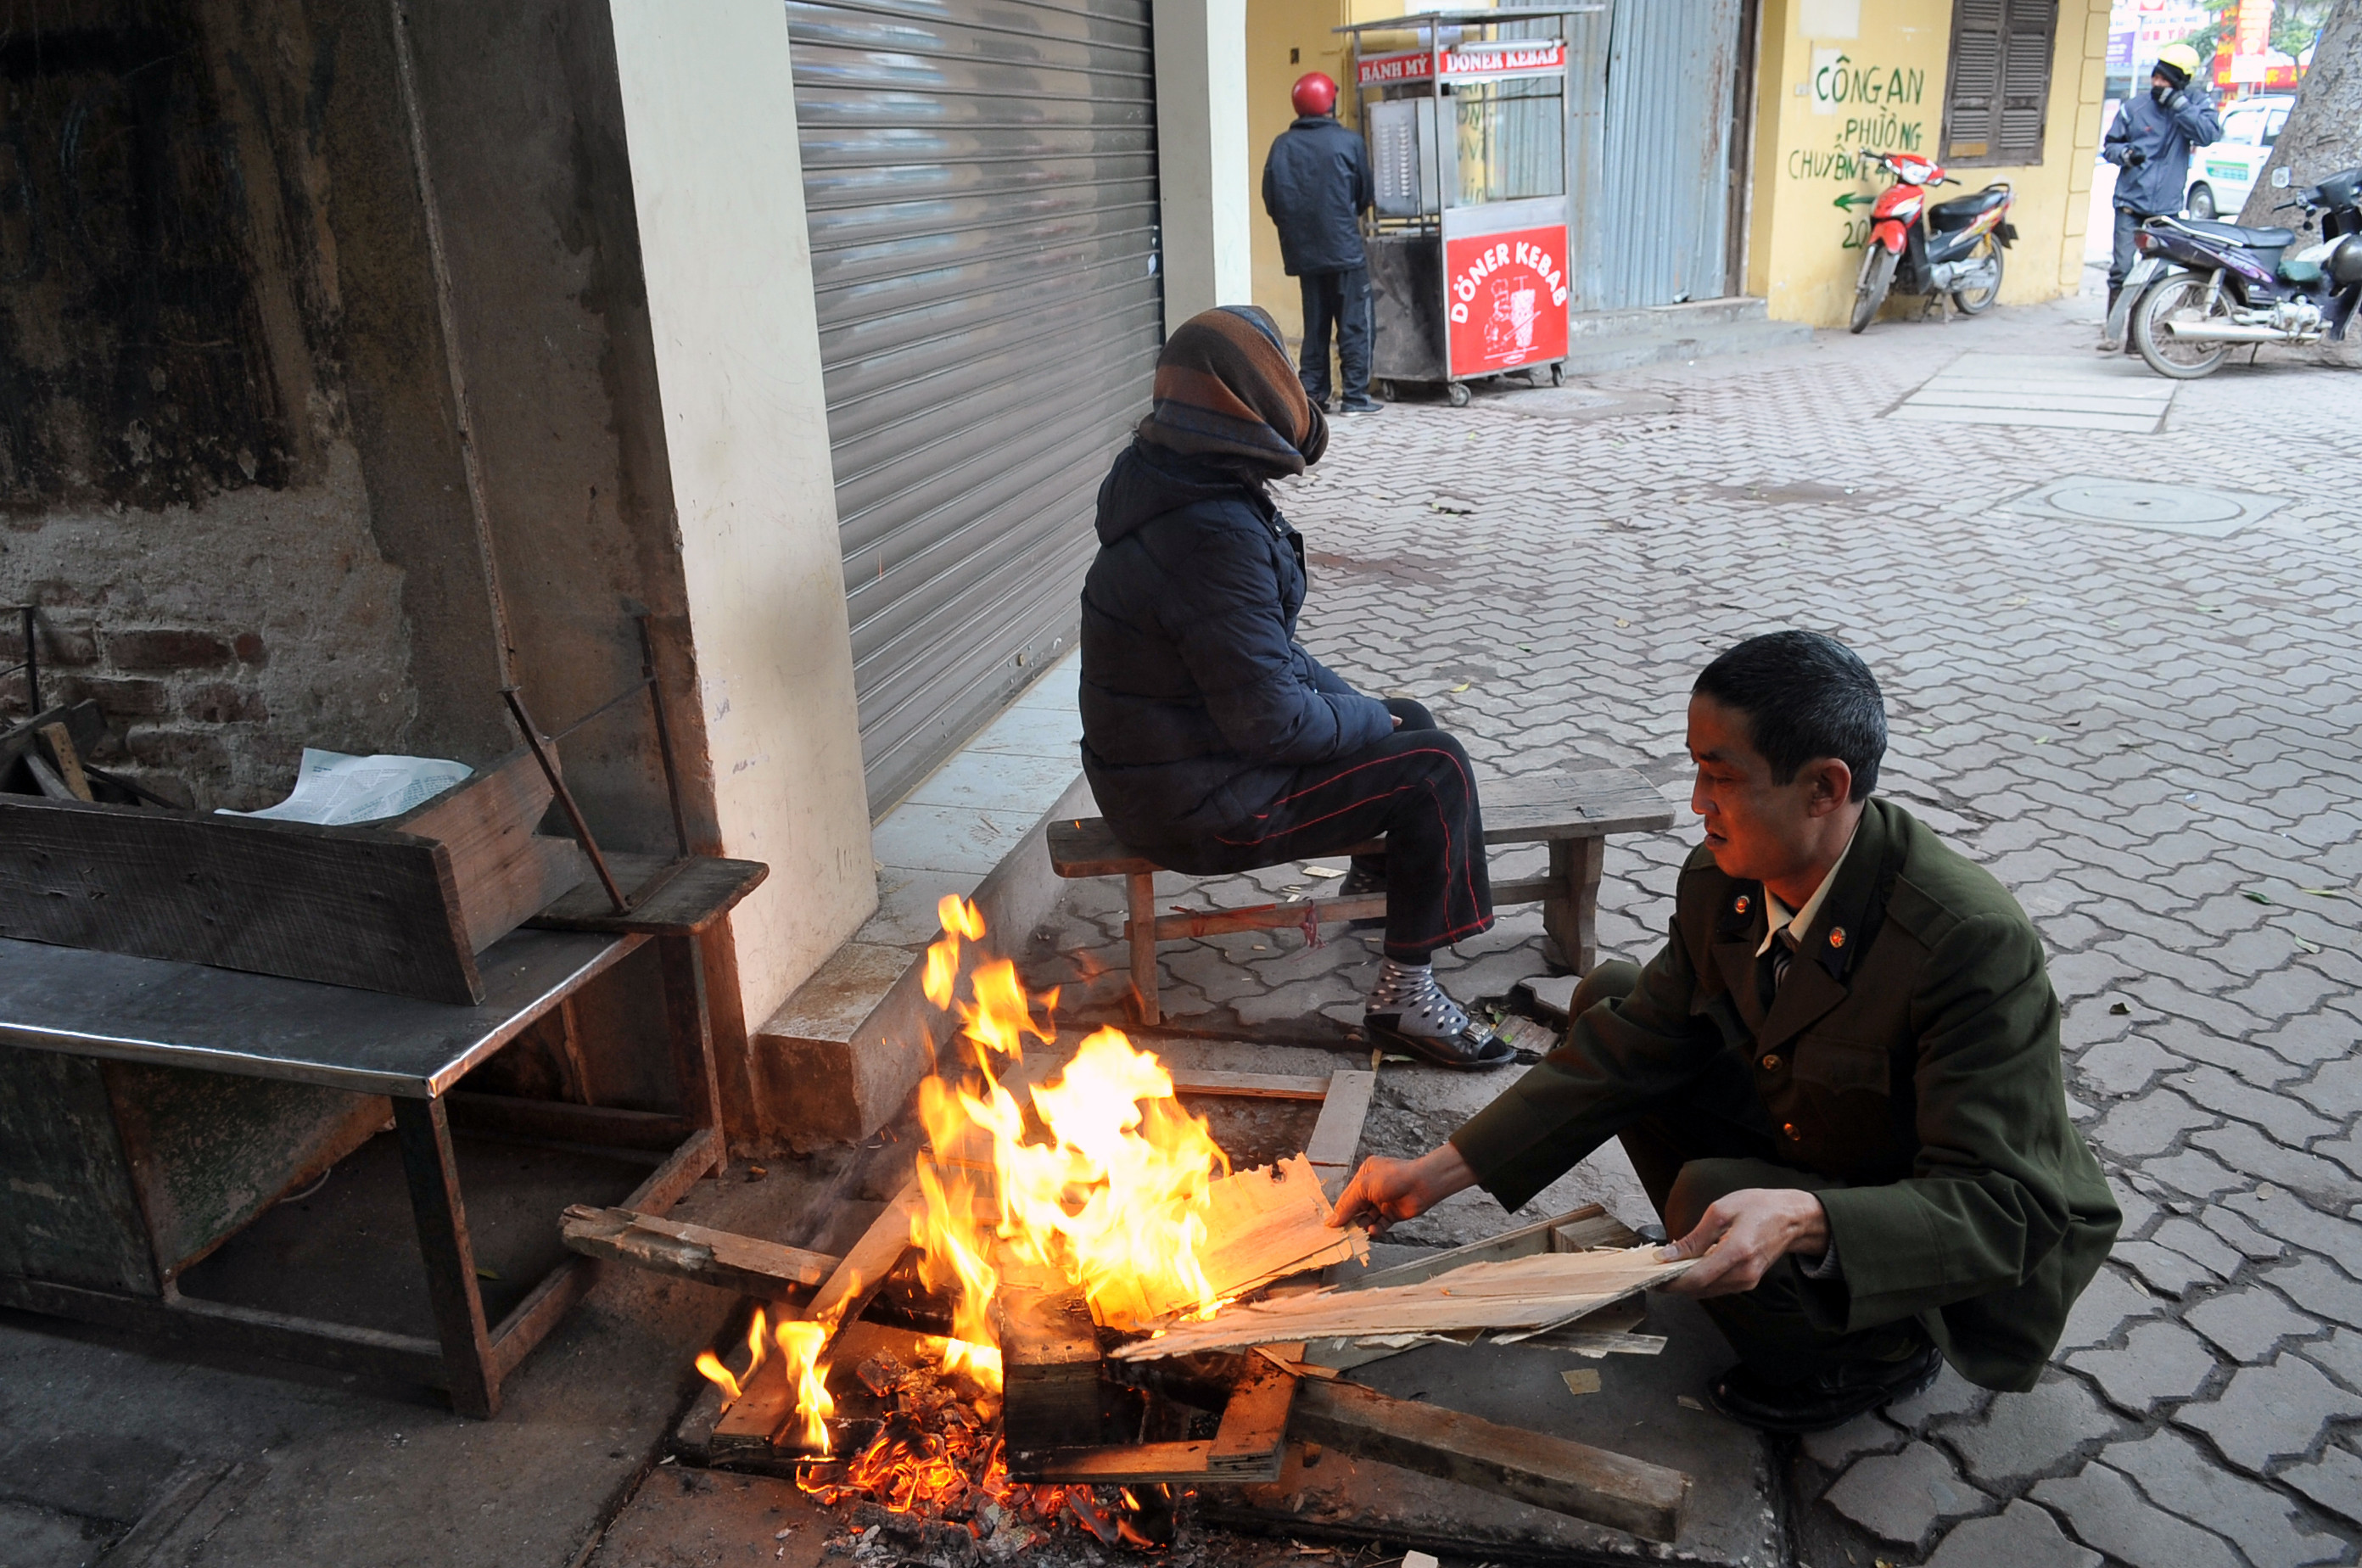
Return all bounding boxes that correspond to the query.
[1046,769,1675,1025]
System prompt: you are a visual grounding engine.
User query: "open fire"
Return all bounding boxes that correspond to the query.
[696,896,1234,1545]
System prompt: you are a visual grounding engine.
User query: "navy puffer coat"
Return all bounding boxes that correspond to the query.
[1262,115,1373,276]
[1079,442,1393,860]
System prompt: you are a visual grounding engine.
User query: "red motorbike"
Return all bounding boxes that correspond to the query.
[1848,149,2018,333]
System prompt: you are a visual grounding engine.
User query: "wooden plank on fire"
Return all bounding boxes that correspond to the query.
[1180,1155,1367,1317]
[998,1256,1104,1461]
[709,1179,922,1459]
[806,1180,921,1331]
[1030,1442,1217,1486]
[1288,1378,1689,1544]
[559,1205,838,1299]
[1304,1070,1375,1198]
[1110,1246,1689,1360]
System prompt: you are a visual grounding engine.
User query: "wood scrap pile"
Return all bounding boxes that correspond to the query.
[1113,1245,1689,1360]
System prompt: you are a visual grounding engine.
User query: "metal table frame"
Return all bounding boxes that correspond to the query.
[0,911,737,1417]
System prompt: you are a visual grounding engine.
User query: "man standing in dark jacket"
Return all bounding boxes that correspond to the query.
[2100,42,2221,347]
[1262,73,1381,414]
[1079,306,1507,1068]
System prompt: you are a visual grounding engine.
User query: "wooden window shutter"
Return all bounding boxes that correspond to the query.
[1944,0,2055,165]
[1996,0,2057,163]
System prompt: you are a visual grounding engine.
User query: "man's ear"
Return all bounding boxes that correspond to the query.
[1804,758,1854,817]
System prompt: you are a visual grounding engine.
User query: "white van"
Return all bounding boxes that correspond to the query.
[2186,94,2293,220]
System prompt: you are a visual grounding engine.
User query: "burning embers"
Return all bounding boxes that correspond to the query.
[794,1335,1165,1552]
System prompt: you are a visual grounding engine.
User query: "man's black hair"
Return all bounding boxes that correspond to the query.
[1693,630,1886,802]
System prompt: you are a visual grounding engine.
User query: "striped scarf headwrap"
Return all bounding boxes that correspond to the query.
[1135,305,1329,479]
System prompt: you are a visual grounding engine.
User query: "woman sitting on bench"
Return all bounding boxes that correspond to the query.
[1077,305,1508,1070]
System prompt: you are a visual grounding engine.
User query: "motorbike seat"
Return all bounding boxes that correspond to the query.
[1928,186,2010,230]
[2178,217,2297,249]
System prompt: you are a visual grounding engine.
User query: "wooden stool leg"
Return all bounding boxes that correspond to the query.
[1542,836,1605,977]
[1125,870,1161,1027]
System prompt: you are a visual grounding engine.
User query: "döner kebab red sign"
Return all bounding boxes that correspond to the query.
[1355,39,1568,87]
[1444,225,1570,378]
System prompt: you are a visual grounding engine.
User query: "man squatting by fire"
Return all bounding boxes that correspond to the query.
[1332,631,2121,1432]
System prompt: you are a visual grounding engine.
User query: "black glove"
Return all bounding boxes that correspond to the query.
[2124,147,2147,167]
[2166,90,2190,113]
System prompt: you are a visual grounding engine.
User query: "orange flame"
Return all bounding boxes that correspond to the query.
[774,1319,835,1453]
[922,895,988,1009]
[910,905,1233,1356]
[694,1303,769,1402]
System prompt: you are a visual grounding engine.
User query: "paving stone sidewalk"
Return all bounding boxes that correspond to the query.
[1024,289,2362,1566]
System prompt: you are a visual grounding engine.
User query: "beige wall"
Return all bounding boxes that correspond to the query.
[607,0,877,1034]
[1746,0,2111,327]
[1158,0,1258,321]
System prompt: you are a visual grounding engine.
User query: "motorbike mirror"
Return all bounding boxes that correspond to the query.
[2272,167,2292,188]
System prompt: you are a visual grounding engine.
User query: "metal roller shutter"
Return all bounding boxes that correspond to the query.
[785,0,1164,815]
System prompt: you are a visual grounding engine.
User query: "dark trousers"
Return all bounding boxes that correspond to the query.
[1297,267,1372,406]
[1572,962,1933,1386]
[1196,699,1492,963]
[2107,204,2151,294]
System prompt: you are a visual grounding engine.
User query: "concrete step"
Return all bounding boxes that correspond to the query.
[753,770,1092,1147]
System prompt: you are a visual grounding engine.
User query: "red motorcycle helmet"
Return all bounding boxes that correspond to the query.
[1290,71,1338,117]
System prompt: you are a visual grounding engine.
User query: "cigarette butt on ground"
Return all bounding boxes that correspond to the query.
[1562,1368,1601,1397]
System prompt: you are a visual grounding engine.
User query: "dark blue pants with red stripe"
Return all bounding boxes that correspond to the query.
[1200,701,1493,963]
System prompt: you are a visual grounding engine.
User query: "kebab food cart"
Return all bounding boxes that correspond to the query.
[1341,8,1587,406]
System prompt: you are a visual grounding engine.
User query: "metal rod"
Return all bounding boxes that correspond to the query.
[545,675,656,746]
[635,612,693,861]
[19,607,37,713]
[501,686,630,914]
[80,763,182,810]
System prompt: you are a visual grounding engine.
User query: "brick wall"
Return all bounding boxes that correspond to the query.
[1,442,423,811]
[6,591,276,810]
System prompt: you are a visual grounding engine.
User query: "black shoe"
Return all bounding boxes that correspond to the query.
[1339,865,1387,931]
[1363,1011,1516,1069]
[1337,396,1383,414]
[1704,1341,1942,1434]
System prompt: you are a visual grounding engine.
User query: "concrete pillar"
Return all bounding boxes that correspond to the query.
[604,0,878,1038]
[1155,0,1256,322]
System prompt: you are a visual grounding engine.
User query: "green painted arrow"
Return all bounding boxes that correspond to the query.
[1833,192,1875,211]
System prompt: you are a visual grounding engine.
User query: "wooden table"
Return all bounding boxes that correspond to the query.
[0,855,764,1415]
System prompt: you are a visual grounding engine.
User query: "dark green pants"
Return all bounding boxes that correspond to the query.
[1575,962,1930,1386]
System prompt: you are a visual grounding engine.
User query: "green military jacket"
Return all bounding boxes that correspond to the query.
[1452,798,2119,1392]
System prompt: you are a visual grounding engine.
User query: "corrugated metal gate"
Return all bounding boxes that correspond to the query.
[786,0,1164,815]
[1527,0,1744,311]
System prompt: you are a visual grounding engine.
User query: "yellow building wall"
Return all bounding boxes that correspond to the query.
[1748,0,2116,323]
[1245,0,1356,339]
[1243,0,2116,334]
[1744,0,2111,328]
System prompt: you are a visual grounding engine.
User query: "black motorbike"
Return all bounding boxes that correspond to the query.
[2113,167,2362,380]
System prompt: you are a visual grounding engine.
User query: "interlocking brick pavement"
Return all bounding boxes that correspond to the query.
[1022,289,2362,1563]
